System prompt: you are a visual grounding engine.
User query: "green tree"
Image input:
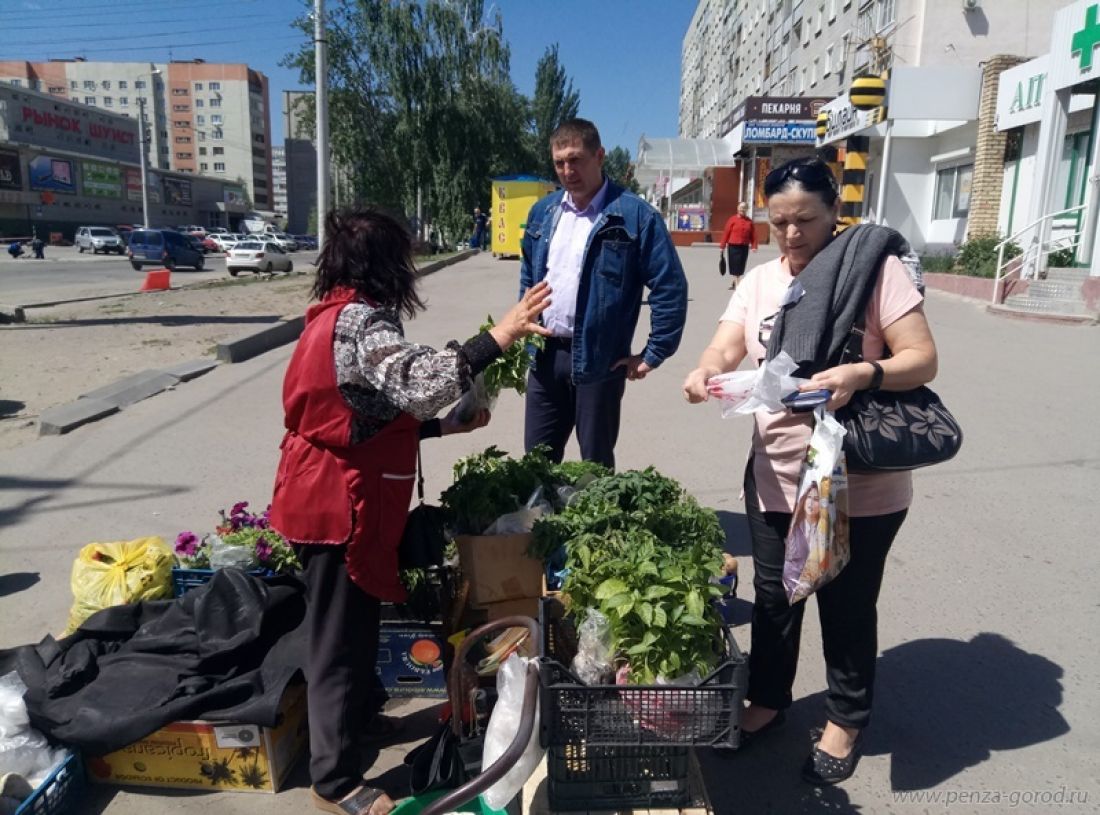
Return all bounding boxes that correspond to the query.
[530,44,581,179]
[283,0,537,244]
[603,146,639,193]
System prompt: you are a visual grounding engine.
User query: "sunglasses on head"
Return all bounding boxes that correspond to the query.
[763,161,836,197]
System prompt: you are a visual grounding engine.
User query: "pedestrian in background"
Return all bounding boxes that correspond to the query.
[719,201,757,290]
[519,117,688,468]
[470,207,487,249]
[269,208,551,815]
[31,235,45,260]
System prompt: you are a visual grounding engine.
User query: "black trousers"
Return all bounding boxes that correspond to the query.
[744,462,907,729]
[726,244,750,278]
[524,337,627,469]
[299,544,382,800]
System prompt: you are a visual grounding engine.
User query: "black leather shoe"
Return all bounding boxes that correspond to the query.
[801,730,863,785]
[739,709,786,747]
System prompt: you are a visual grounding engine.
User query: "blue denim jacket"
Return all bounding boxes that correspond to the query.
[519,181,688,385]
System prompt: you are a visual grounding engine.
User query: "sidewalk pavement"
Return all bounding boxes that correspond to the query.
[1,247,1098,813]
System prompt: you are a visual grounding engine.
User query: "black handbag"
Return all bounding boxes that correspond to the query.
[398,445,449,570]
[719,254,727,276]
[834,293,963,473]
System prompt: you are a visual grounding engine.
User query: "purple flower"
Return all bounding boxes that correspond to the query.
[175,531,199,558]
[254,534,274,563]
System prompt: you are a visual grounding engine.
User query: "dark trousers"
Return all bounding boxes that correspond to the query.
[726,244,750,278]
[299,544,381,800]
[524,337,626,469]
[744,462,907,729]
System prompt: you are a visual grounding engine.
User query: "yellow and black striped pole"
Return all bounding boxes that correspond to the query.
[838,135,869,230]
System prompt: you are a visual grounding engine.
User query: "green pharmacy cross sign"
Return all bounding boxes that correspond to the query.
[1072,3,1100,72]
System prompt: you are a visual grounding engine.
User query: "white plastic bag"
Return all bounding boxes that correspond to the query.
[783,407,850,604]
[0,672,66,786]
[481,654,544,811]
[571,609,614,685]
[707,351,808,417]
[454,373,498,424]
[207,534,253,569]
[482,487,553,535]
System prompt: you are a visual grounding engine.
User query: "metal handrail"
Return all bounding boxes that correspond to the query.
[991,203,1087,305]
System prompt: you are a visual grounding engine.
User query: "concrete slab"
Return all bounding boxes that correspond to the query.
[161,359,220,382]
[0,305,26,323]
[216,317,304,364]
[38,397,119,435]
[79,370,180,409]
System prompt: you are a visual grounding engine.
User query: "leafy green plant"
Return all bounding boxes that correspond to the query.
[478,316,545,400]
[955,234,1021,278]
[563,530,725,684]
[1047,247,1077,267]
[441,446,558,534]
[919,253,956,274]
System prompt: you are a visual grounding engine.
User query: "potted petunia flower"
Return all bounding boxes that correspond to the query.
[172,501,301,596]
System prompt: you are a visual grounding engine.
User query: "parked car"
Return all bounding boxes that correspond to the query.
[208,233,238,252]
[293,234,319,250]
[183,225,207,238]
[127,229,205,271]
[267,232,299,252]
[226,240,294,276]
[201,236,220,253]
[74,226,126,255]
[209,227,229,235]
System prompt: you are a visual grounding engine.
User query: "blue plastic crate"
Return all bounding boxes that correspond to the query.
[171,567,274,597]
[15,752,85,815]
[375,622,448,698]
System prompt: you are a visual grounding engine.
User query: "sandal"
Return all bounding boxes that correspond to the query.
[312,784,396,815]
[801,730,864,785]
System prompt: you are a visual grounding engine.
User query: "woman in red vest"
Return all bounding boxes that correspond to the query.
[270,208,550,815]
[720,201,758,290]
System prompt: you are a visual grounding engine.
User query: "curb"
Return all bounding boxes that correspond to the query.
[417,249,478,277]
[38,359,219,437]
[216,316,305,363]
[0,305,26,324]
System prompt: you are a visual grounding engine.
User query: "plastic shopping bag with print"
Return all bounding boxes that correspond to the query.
[783,407,850,604]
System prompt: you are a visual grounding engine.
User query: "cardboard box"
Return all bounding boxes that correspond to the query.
[87,683,307,793]
[470,595,541,622]
[376,623,448,698]
[455,533,542,605]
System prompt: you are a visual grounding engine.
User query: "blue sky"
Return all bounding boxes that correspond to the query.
[5,0,694,155]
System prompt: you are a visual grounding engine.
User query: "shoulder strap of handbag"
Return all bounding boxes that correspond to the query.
[838,261,893,366]
[415,442,425,504]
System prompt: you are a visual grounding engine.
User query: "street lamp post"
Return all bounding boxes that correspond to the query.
[136,68,161,228]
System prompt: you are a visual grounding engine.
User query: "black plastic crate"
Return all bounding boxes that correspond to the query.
[538,597,746,748]
[547,743,691,811]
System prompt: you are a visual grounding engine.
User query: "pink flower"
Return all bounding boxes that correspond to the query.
[175,531,199,557]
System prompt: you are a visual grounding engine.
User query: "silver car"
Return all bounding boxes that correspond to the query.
[75,226,125,255]
[226,240,294,276]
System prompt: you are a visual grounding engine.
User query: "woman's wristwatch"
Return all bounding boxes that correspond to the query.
[865,360,884,390]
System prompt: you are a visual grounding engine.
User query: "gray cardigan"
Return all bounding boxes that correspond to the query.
[765,224,909,376]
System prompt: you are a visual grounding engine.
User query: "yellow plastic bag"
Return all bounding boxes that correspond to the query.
[65,536,175,634]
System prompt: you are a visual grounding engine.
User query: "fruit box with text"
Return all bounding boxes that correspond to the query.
[86,683,307,793]
[376,622,448,698]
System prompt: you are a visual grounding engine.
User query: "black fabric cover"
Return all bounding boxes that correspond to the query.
[0,568,306,755]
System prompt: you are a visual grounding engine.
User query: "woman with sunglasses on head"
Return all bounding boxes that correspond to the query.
[682,157,938,785]
[268,207,551,815]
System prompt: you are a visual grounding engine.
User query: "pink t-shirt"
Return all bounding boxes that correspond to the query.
[721,255,924,517]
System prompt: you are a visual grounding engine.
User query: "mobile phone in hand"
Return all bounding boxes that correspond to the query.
[781,388,831,412]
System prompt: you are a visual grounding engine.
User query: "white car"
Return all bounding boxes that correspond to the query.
[226,240,294,276]
[267,232,299,252]
[208,233,238,252]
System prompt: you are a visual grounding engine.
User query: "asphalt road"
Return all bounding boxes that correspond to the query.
[0,247,316,306]
[1,247,1098,814]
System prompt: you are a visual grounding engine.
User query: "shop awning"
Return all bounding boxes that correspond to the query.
[634,137,737,185]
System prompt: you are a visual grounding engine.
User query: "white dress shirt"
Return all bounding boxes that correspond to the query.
[542,180,609,338]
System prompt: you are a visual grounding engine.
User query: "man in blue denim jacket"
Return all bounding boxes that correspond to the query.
[519,118,688,468]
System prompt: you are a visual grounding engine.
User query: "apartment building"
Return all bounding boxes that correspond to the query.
[272,145,288,223]
[282,90,317,235]
[681,0,1059,141]
[0,58,274,212]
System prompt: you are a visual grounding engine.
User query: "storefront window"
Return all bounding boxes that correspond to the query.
[933,163,973,220]
[1057,132,1091,210]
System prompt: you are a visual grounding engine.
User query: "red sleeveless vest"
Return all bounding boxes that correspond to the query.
[269,289,419,601]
